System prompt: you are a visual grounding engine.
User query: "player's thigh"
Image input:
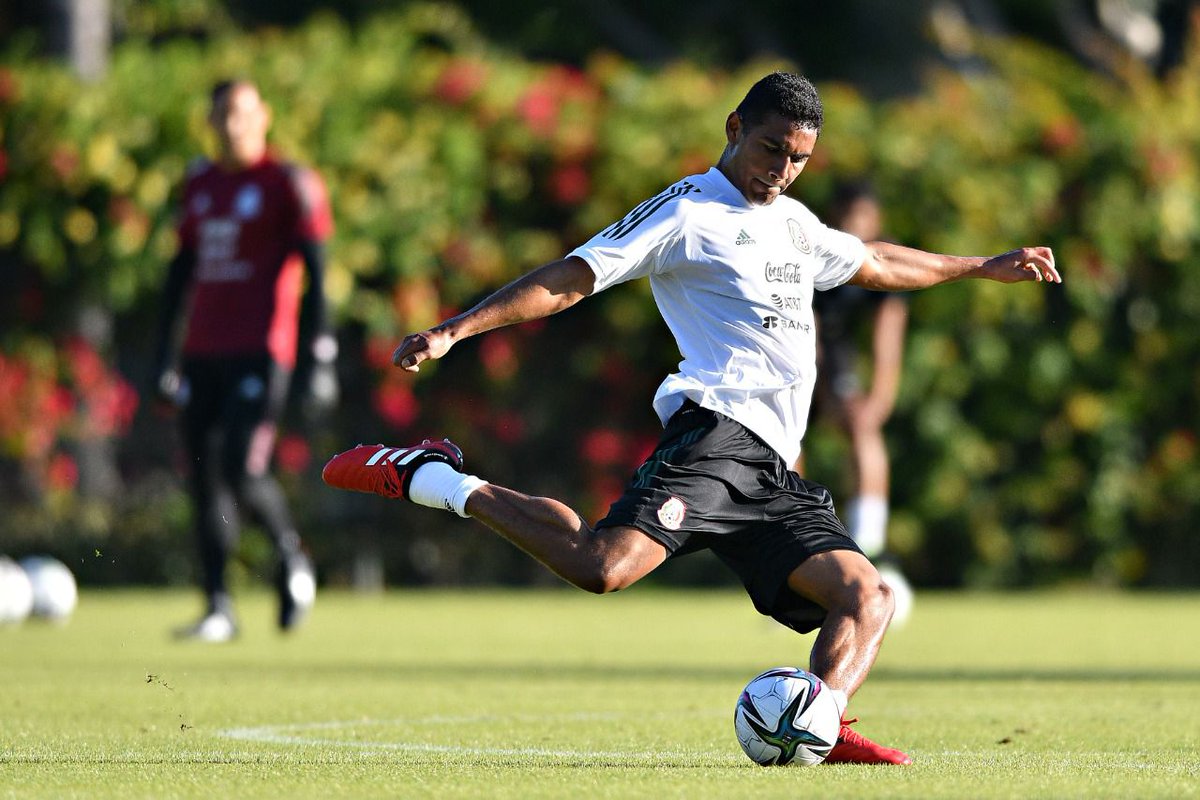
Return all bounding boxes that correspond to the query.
[220,358,289,478]
[785,548,883,610]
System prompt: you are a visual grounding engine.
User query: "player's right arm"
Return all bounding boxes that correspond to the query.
[392,256,595,372]
[150,246,197,404]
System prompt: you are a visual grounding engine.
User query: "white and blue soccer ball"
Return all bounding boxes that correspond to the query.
[19,555,77,621]
[0,556,35,624]
[734,667,840,766]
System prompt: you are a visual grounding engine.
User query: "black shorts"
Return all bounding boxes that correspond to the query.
[597,401,861,634]
[180,354,291,477]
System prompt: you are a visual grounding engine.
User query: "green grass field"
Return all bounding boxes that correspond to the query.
[2,587,1198,799]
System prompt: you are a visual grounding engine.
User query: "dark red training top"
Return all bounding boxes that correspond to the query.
[177,155,333,367]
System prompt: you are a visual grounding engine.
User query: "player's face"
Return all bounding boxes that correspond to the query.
[720,111,819,206]
[209,84,271,169]
[838,196,883,240]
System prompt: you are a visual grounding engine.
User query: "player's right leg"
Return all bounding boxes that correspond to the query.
[175,359,239,642]
[844,400,915,627]
[322,441,666,593]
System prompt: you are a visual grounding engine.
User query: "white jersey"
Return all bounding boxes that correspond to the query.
[570,167,866,467]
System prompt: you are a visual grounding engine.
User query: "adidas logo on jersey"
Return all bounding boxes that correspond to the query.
[735,229,756,246]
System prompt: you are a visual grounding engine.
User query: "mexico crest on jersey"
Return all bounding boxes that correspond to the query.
[657,496,687,531]
[787,219,811,253]
[235,184,263,219]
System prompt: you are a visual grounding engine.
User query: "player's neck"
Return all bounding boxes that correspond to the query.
[216,149,268,172]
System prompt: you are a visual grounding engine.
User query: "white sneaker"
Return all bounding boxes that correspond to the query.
[878,564,914,628]
[277,554,316,631]
[174,611,237,643]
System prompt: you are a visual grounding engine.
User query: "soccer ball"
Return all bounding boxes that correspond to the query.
[0,556,35,624]
[734,667,840,766]
[19,555,77,621]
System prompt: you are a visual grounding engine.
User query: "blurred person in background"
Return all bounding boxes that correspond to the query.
[324,72,1059,763]
[808,181,913,621]
[151,79,336,642]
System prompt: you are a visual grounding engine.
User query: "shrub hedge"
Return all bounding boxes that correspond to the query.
[1,7,1196,587]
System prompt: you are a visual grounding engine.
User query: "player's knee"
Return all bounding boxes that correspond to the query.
[838,575,894,628]
[578,551,647,595]
[575,528,662,594]
[579,563,634,595]
[865,577,896,626]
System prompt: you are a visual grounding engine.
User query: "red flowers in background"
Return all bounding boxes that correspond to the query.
[373,380,420,430]
[0,337,138,493]
[275,433,312,475]
[435,59,488,106]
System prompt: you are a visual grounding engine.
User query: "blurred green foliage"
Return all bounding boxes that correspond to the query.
[0,7,1196,587]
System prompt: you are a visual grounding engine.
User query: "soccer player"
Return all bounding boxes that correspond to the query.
[808,181,914,617]
[152,79,336,642]
[324,72,1059,763]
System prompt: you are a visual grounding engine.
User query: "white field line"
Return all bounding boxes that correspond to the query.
[218,711,743,763]
[216,715,1194,771]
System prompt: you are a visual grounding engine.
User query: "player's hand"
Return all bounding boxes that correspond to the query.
[982,247,1060,284]
[151,367,187,416]
[845,393,891,431]
[392,327,454,372]
[301,334,339,417]
[304,361,339,416]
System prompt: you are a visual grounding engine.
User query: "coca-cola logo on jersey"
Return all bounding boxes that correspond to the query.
[764,262,805,283]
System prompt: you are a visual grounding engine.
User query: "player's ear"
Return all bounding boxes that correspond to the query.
[725,111,742,146]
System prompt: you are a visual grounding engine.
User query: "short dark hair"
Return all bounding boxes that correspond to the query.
[210,78,255,109]
[831,179,878,214]
[735,72,823,132]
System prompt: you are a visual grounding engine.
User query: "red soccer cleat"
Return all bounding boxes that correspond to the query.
[823,718,913,766]
[322,440,464,500]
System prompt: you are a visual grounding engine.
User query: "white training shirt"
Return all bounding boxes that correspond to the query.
[570,167,866,467]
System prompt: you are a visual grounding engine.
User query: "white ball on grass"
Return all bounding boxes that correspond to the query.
[19,555,78,621]
[734,667,841,766]
[0,556,35,624]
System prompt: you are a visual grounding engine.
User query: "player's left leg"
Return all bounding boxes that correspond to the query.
[323,440,667,593]
[222,357,314,630]
[844,402,890,559]
[786,551,911,765]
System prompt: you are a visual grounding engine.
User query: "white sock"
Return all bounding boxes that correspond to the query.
[407,462,487,518]
[829,688,849,719]
[848,495,888,559]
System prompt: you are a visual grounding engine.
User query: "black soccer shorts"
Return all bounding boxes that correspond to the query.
[597,400,862,634]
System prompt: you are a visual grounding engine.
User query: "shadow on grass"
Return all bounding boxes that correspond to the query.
[209,659,1200,684]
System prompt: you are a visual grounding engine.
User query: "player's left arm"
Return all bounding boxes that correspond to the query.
[290,165,338,408]
[296,240,334,361]
[863,296,908,424]
[849,241,1059,290]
